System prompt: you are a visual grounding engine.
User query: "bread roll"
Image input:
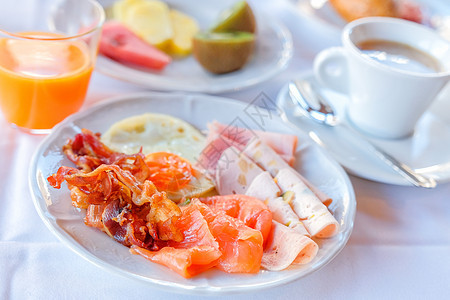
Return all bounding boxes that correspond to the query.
[329,0,397,22]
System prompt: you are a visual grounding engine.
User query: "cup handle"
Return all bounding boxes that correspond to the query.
[313,47,348,94]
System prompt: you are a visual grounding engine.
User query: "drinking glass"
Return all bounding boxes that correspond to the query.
[0,0,105,133]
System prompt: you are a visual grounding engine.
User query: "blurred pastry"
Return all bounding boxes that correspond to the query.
[329,0,397,22]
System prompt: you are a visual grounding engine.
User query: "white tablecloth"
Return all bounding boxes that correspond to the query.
[1,1,450,299]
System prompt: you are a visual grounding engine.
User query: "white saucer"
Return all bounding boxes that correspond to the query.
[277,72,450,186]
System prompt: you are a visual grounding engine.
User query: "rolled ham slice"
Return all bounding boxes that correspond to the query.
[294,173,333,207]
[245,171,281,201]
[207,121,297,165]
[244,137,332,206]
[267,197,310,237]
[245,171,309,237]
[243,137,289,177]
[262,220,318,271]
[215,146,265,195]
[196,133,293,174]
[195,135,244,176]
[275,168,339,238]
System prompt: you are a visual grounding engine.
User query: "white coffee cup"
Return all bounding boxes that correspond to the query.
[314,17,450,139]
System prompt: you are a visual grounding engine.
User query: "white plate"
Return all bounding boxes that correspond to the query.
[29,92,355,295]
[295,0,450,39]
[95,0,293,93]
[277,72,450,186]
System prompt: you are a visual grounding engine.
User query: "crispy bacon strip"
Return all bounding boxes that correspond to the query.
[63,128,150,182]
[85,204,105,229]
[48,164,183,247]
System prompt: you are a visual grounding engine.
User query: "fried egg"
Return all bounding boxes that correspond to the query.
[101,113,205,163]
[101,113,216,202]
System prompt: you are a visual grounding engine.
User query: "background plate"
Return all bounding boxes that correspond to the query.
[96,0,293,93]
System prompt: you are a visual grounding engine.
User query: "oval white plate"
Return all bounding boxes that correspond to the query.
[277,72,450,186]
[29,92,355,294]
[96,0,293,93]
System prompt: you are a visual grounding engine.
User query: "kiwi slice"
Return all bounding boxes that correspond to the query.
[211,1,256,33]
[193,31,255,74]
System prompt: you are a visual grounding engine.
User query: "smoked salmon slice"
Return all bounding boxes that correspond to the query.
[130,200,222,278]
[199,194,272,244]
[192,199,263,274]
[131,199,264,276]
[131,245,221,278]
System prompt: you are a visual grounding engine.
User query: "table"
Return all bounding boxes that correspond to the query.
[1,0,450,299]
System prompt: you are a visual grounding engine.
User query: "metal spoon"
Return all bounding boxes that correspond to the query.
[286,79,437,189]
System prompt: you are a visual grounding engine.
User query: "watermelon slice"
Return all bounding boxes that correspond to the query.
[99,21,171,71]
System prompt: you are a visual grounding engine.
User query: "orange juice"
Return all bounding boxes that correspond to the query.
[0,32,93,131]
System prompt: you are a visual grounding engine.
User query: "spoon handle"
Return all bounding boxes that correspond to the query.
[341,123,437,188]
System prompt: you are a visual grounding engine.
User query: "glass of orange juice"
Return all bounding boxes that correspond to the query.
[0,0,104,133]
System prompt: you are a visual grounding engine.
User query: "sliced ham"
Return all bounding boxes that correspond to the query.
[196,134,244,174]
[208,121,298,156]
[275,168,339,238]
[215,146,265,195]
[276,167,333,207]
[295,172,333,207]
[245,171,281,201]
[245,171,309,237]
[244,138,332,206]
[243,137,292,177]
[261,220,318,271]
[207,121,297,165]
[266,197,310,237]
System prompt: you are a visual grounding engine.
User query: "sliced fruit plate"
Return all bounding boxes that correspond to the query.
[96,0,293,93]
